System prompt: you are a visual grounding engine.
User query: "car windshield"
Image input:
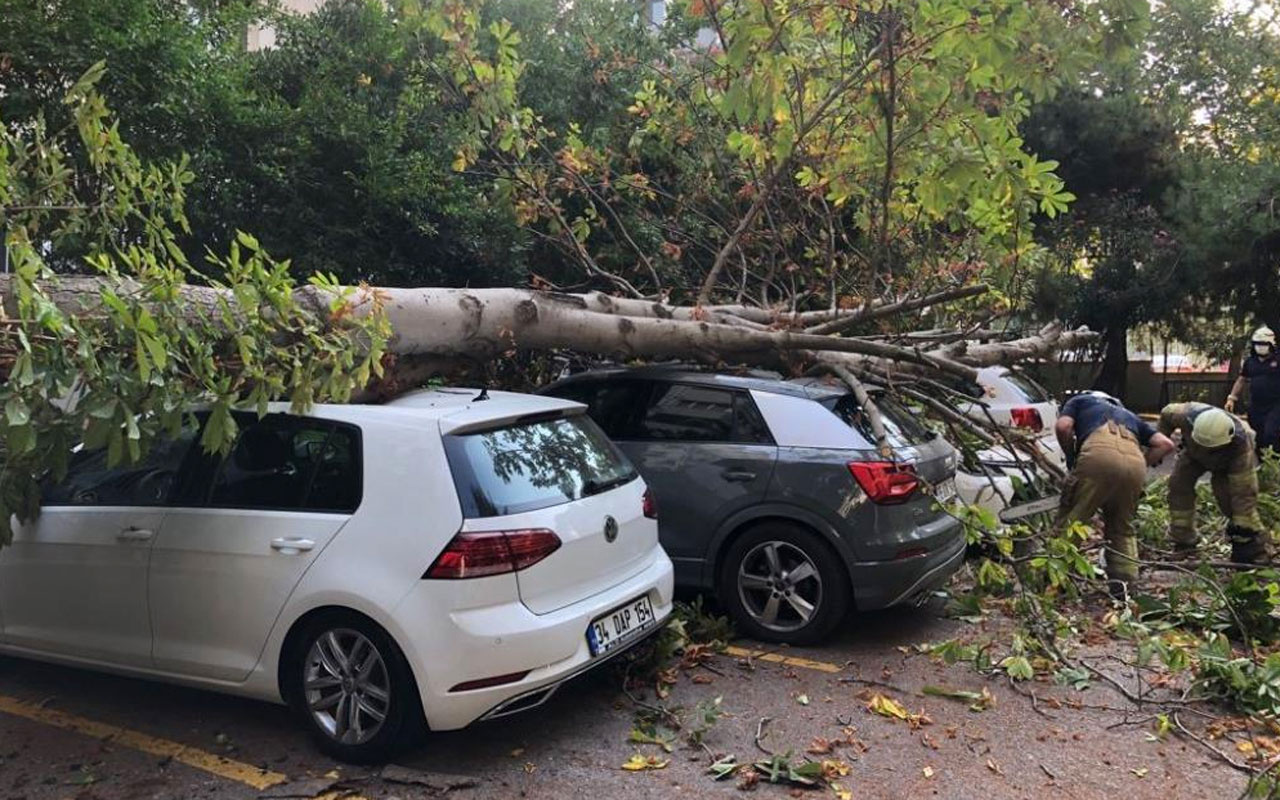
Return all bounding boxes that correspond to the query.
[1001,370,1051,403]
[821,394,933,447]
[444,413,638,518]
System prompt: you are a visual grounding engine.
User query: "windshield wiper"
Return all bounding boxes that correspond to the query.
[583,473,634,496]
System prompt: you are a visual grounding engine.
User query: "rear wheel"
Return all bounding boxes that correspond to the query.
[286,612,423,763]
[718,522,850,645]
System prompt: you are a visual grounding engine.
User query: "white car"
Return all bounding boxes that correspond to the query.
[0,389,674,762]
[952,367,1064,515]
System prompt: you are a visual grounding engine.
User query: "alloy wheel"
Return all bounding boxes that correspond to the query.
[736,540,823,633]
[303,628,392,746]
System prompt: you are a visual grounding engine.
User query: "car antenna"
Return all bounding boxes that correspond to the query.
[475,386,490,402]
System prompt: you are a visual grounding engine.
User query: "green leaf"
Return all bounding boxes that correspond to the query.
[1001,655,1034,681]
[143,333,168,371]
[5,397,31,426]
[235,230,261,251]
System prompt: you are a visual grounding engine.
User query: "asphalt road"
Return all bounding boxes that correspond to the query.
[0,599,1249,800]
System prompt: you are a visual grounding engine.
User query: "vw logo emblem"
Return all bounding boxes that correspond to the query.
[603,515,619,543]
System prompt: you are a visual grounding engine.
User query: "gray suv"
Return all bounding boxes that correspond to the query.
[540,367,965,644]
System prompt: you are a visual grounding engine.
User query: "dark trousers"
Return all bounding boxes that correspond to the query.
[1249,404,1280,456]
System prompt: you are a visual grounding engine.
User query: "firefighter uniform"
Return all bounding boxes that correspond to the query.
[1057,394,1160,583]
[1158,402,1267,562]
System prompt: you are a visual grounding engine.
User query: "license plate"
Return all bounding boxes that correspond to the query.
[587,594,656,657]
[934,478,957,503]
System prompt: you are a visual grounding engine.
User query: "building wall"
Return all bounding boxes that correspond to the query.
[1026,360,1234,413]
[247,0,326,51]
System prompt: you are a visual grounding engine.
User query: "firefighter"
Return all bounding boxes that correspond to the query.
[1055,392,1176,595]
[1226,326,1280,457]
[1158,402,1268,563]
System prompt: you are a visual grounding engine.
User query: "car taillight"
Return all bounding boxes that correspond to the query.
[848,461,919,504]
[642,487,657,520]
[425,529,561,579]
[1010,407,1044,432]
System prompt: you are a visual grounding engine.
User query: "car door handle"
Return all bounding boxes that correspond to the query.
[270,537,316,553]
[721,469,757,482]
[117,527,154,542]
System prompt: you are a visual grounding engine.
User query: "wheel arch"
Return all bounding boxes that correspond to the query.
[276,605,416,709]
[704,503,857,594]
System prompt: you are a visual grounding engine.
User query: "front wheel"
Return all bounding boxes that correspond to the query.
[286,612,423,763]
[718,523,850,645]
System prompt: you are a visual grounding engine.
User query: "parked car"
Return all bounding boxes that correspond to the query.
[939,367,1064,518]
[954,466,1017,518]
[0,389,673,762]
[958,366,1066,467]
[539,367,965,644]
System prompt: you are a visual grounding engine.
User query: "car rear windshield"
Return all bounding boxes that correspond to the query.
[821,394,933,448]
[444,413,638,518]
[1002,370,1051,403]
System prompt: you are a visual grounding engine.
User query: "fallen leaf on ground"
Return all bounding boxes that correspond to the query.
[832,783,853,800]
[867,693,909,720]
[692,674,714,684]
[808,737,834,755]
[821,761,851,780]
[628,728,675,752]
[621,754,668,771]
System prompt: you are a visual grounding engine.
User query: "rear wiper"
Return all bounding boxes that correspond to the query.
[583,474,634,496]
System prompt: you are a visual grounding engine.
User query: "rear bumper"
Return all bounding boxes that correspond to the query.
[847,518,965,610]
[395,549,674,731]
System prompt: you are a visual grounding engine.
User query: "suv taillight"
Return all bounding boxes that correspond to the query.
[848,461,919,504]
[425,529,561,579]
[1010,407,1044,432]
[642,487,657,520]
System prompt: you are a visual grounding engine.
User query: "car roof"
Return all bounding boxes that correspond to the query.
[262,388,583,433]
[546,365,869,400]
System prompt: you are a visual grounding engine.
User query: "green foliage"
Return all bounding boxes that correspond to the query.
[1195,634,1280,716]
[434,0,1146,306]
[1139,569,1280,643]
[1022,521,1100,594]
[0,68,388,545]
[1,0,527,288]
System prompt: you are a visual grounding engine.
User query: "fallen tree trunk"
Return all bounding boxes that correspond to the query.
[2,276,987,382]
[0,273,1090,491]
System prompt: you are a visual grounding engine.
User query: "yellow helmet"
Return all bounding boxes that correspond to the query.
[1253,326,1276,345]
[1192,408,1236,449]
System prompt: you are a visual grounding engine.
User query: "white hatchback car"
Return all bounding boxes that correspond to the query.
[951,367,1064,516]
[0,389,674,762]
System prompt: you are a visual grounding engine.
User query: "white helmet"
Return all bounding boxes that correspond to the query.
[1252,326,1276,346]
[1084,390,1120,406]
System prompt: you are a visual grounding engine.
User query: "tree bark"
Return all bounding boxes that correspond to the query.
[1,276,1094,403]
[1094,323,1129,399]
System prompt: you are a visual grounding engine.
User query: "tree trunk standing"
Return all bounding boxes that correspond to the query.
[1094,323,1129,399]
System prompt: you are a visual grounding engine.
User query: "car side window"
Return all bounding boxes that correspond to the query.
[201,415,362,513]
[633,382,740,442]
[734,393,774,444]
[42,423,199,507]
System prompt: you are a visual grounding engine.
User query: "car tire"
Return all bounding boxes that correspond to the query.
[285,611,424,764]
[718,522,850,645]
